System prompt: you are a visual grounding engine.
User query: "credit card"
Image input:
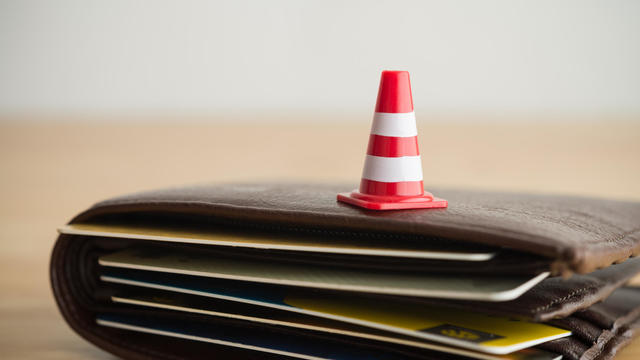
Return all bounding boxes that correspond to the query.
[100,268,569,354]
[96,314,420,360]
[60,222,496,261]
[99,248,548,301]
[111,290,562,360]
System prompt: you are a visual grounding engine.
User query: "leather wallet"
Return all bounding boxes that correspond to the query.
[50,183,640,359]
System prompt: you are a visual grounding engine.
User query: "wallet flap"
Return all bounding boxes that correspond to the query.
[71,183,640,275]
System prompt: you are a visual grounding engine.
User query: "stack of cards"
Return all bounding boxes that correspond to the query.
[58,221,574,360]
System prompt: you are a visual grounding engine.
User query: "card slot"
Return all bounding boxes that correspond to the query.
[96,266,570,355]
[52,234,529,359]
[50,232,611,360]
[75,231,551,275]
[54,234,598,327]
[93,324,283,360]
[388,259,640,323]
[93,309,450,360]
[74,211,497,253]
[56,235,424,360]
[102,284,564,360]
[98,246,550,301]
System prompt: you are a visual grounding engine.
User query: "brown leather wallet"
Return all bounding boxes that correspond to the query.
[50,183,640,359]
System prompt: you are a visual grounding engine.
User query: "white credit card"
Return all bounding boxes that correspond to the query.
[110,291,562,360]
[59,222,496,261]
[99,248,548,301]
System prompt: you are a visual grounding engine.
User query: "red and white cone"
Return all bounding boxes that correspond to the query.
[337,70,447,210]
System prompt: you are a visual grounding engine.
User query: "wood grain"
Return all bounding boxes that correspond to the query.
[1,119,639,359]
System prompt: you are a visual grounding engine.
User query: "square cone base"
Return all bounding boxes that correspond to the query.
[337,191,448,210]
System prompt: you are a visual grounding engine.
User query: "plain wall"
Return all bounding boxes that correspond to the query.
[1,0,639,119]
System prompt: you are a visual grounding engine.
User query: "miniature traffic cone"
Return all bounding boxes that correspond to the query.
[337,70,447,210]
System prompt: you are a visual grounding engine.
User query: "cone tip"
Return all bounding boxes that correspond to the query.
[375,70,414,113]
[382,70,410,75]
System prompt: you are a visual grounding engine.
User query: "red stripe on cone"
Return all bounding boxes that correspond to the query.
[359,179,425,197]
[374,71,414,113]
[366,134,419,157]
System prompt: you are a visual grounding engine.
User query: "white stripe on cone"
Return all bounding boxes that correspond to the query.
[370,112,418,137]
[361,155,424,182]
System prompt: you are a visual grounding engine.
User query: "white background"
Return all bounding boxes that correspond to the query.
[1,0,639,119]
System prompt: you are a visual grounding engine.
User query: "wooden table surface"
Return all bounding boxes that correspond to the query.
[1,117,639,359]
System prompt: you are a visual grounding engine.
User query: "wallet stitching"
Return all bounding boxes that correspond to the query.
[532,285,597,313]
[607,227,640,244]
